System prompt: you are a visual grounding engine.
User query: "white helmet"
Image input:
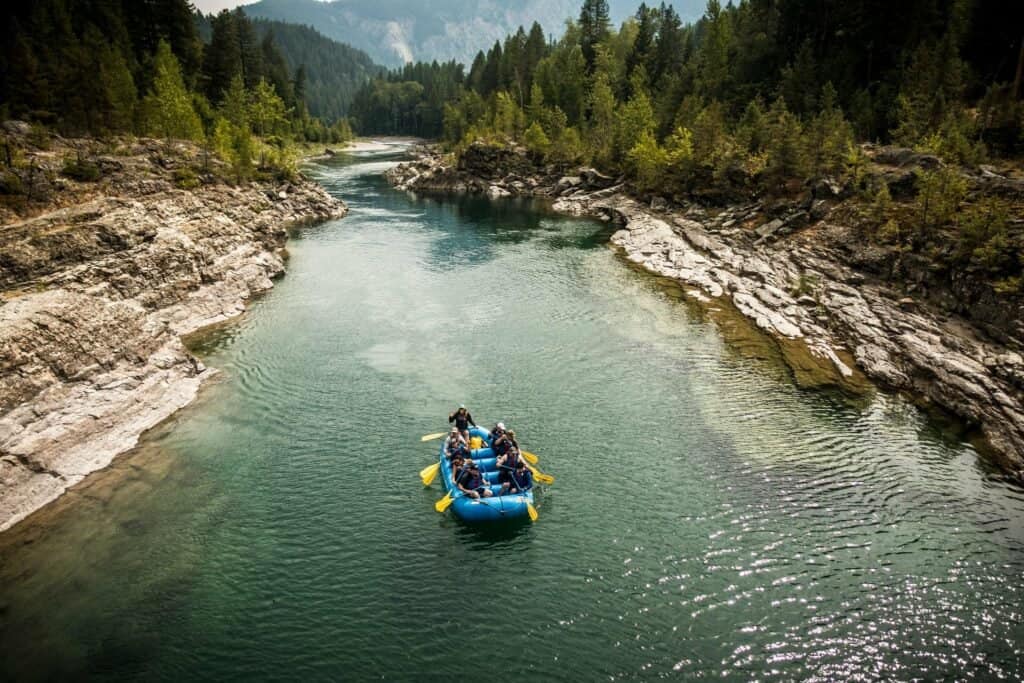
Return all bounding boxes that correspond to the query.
[497,422,505,430]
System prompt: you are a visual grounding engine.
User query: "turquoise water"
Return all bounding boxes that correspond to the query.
[1,149,1023,681]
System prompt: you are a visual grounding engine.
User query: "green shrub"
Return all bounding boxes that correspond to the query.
[61,157,101,182]
[173,166,200,190]
[993,276,1022,295]
[0,170,24,195]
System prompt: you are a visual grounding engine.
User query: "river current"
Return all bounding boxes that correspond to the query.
[1,148,1022,681]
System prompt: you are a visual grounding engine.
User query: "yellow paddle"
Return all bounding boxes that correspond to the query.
[527,502,539,521]
[435,493,455,512]
[420,462,440,486]
[526,463,554,485]
[421,432,447,442]
[521,450,539,464]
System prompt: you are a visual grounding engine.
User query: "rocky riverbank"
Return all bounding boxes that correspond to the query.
[0,132,346,531]
[388,143,1024,477]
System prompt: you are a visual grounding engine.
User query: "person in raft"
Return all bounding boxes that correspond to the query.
[492,428,518,458]
[450,455,469,482]
[457,461,493,499]
[497,440,523,493]
[506,461,533,494]
[489,421,506,444]
[448,404,476,444]
[444,428,469,460]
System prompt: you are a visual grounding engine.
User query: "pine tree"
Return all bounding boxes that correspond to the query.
[493,92,525,138]
[523,121,551,157]
[779,41,818,118]
[628,130,668,192]
[579,0,611,71]
[468,50,487,92]
[765,98,808,185]
[249,78,288,138]
[626,4,656,85]
[480,41,503,96]
[260,32,294,107]
[807,83,854,175]
[559,46,588,125]
[217,74,254,180]
[203,10,243,103]
[144,40,202,141]
[587,71,617,166]
[97,39,138,133]
[735,98,768,154]
[523,22,547,93]
[653,4,685,88]
[235,9,264,89]
[615,90,656,164]
[691,101,732,169]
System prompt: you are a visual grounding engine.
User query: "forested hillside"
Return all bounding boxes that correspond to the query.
[355,0,1024,295]
[353,0,1023,155]
[0,0,355,190]
[196,12,384,122]
[250,20,381,122]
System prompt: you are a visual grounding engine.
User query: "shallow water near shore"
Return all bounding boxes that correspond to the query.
[2,149,1023,680]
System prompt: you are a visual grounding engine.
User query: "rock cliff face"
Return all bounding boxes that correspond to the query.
[0,138,346,531]
[388,143,1024,476]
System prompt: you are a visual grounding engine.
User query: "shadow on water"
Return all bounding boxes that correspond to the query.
[448,516,535,544]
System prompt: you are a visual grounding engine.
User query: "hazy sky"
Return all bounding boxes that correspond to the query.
[192,0,254,14]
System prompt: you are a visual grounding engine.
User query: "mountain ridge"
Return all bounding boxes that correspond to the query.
[243,0,706,67]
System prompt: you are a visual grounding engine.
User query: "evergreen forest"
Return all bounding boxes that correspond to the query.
[0,0,360,180]
[350,0,1024,180]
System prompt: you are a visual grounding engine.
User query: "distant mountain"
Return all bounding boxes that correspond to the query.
[243,0,707,68]
[195,12,382,120]
[250,20,382,120]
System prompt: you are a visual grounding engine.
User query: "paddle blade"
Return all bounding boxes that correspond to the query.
[522,450,539,464]
[435,494,454,513]
[527,502,539,522]
[420,462,440,486]
[421,432,446,442]
[526,463,554,485]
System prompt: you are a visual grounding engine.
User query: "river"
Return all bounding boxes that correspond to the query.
[1,148,1022,681]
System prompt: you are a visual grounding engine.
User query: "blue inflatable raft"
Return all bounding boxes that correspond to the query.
[440,426,535,522]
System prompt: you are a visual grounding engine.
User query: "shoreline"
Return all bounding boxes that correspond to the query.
[0,137,347,532]
[386,143,1024,478]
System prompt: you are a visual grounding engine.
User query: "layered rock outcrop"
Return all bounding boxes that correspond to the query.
[388,143,1024,476]
[0,138,346,531]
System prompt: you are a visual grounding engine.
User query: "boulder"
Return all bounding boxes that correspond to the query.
[579,167,616,189]
[873,146,942,170]
[810,199,830,221]
[2,120,31,136]
[809,176,843,199]
[755,219,785,238]
[556,176,582,195]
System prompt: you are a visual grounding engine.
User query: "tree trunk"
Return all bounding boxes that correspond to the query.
[1014,35,1024,100]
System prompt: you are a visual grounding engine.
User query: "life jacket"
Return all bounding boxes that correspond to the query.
[489,428,504,443]
[493,437,510,456]
[459,470,483,490]
[511,468,531,491]
[503,449,520,469]
[453,411,470,429]
[447,439,468,458]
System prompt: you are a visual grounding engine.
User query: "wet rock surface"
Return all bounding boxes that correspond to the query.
[0,140,346,531]
[388,143,1024,476]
